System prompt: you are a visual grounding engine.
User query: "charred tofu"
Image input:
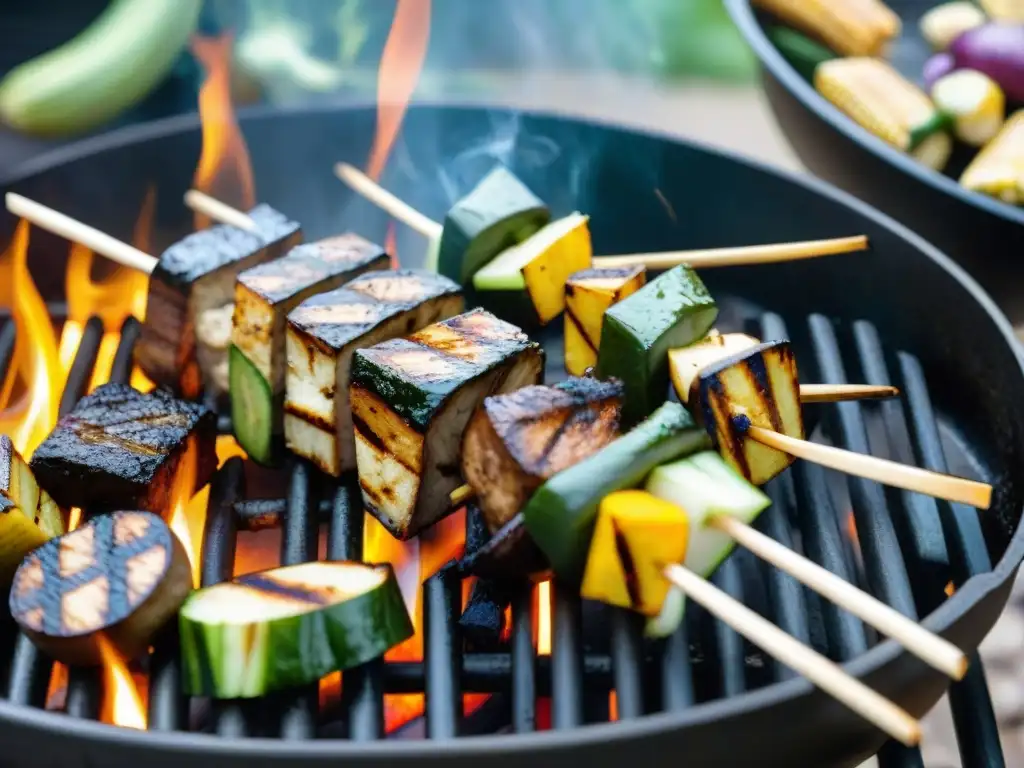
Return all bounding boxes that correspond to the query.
[30,383,217,513]
[135,205,301,398]
[284,270,464,477]
[0,436,65,582]
[350,309,543,539]
[691,340,803,486]
[461,377,623,532]
[230,234,390,464]
[668,332,761,404]
[563,266,646,376]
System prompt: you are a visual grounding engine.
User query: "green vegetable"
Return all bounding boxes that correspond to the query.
[229,344,277,466]
[180,561,413,699]
[596,265,718,428]
[0,0,202,137]
[522,401,709,585]
[767,26,837,81]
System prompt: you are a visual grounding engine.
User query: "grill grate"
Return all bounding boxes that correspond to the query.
[0,307,1009,766]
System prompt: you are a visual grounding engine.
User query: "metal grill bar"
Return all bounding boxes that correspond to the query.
[424,566,461,738]
[550,581,583,728]
[510,586,536,731]
[610,610,644,719]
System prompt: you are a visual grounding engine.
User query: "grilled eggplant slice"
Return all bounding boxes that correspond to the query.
[597,265,718,428]
[0,436,64,583]
[472,213,592,327]
[231,234,390,464]
[351,309,543,539]
[564,266,646,376]
[668,332,761,404]
[179,561,412,698]
[284,270,464,477]
[461,377,623,532]
[136,205,302,398]
[29,383,217,513]
[691,340,803,486]
[434,166,551,283]
[10,510,192,665]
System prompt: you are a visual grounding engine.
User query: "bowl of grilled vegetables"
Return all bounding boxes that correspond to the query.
[726,0,1024,312]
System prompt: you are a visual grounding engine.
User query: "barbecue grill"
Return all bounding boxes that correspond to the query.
[0,103,1022,768]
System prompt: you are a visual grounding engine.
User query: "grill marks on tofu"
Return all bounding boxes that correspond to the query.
[351,309,543,539]
[284,270,464,477]
[29,384,217,514]
[461,377,624,532]
[135,204,301,398]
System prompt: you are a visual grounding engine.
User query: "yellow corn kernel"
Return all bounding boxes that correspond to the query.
[932,69,1006,147]
[960,110,1024,205]
[753,0,900,56]
[815,57,953,171]
[979,0,1024,22]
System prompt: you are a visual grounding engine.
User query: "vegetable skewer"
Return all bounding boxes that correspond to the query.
[333,163,870,271]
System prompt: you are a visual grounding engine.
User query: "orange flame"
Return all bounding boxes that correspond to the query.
[365,0,432,182]
[97,635,147,729]
[191,33,256,230]
[0,221,62,457]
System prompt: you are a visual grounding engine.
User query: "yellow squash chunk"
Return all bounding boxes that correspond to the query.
[979,0,1024,22]
[563,265,647,376]
[580,490,689,617]
[0,435,64,583]
[668,332,761,404]
[960,110,1024,205]
[753,0,901,56]
[931,69,1006,147]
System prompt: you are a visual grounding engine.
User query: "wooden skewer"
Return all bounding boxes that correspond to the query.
[6,193,157,274]
[744,423,992,509]
[708,514,967,680]
[184,190,260,233]
[333,162,869,270]
[662,563,921,746]
[799,383,899,403]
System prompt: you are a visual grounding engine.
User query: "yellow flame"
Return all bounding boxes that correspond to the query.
[97,635,146,729]
[536,580,552,656]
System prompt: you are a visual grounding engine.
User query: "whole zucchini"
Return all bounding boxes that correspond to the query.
[0,0,203,137]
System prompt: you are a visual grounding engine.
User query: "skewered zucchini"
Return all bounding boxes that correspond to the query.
[563,266,646,376]
[960,109,1024,204]
[461,377,623,532]
[753,0,901,57]
[284,270,464,477]
[10,510,192,665]
[435,166,550,284]
[689,340,803,487]
[230,234,390,465]
[580,490,689,617]
[351,309,543,539]
[0,436,64,583]
[596,265,718,428]
[180,561,412,698]
[472,213,592,327]
[136,205,301,398]
[668,332,761,403]
[30,383,217,514]
[523,401,709,584]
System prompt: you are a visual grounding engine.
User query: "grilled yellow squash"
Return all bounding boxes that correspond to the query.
[563,265,646,376]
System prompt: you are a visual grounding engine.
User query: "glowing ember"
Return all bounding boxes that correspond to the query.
[609,692,618,722]
[319,671,343,711]
[0,221,62,457]
[191,34,256,230]
[97,635,147,729]
[536,580,552,655]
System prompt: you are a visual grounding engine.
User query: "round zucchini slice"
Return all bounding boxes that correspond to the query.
[180,560,413,698]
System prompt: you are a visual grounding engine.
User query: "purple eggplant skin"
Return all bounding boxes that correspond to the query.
[948,24,1024,103]
[923,52,957,91]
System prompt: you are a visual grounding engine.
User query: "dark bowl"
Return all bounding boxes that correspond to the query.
[725,0,1024,320]
[0,103,1023,767]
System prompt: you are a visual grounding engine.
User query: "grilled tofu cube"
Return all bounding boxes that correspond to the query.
[472,213,593,327]
[30,383,217,513]
[284,270,464,477]
[690,340,803,486]
[230,234,390,464]
[351,309,543,539]
[668,332,761,404]
[564,266,646,376]
[461,377,623,532]
[0,436,64,583]
[135,205,301,398]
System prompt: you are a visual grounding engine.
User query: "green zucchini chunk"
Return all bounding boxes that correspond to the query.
[229,344,277,465]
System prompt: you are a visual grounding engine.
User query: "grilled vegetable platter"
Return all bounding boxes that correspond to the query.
[755,0,1024,205]
[0,162,992,705]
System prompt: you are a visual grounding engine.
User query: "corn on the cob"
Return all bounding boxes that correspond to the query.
[815,57,953,171]
[979,0,1024,22]
[931,69,1006,147]
[753,0,901,57]
[960,110,1024,204]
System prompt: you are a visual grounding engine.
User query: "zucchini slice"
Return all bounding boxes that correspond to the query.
[436,166,550,284]
[596,265,718,428]
[9,510,192,666]
[461,377,623,532]
[472,212,592,327]
[580,490,689,617]
[179,561,413,699]
[351,309,543,539]
[522,401,709,585]
[229,344,276,465]
[691,339,804,486]
[0,435,63,584]
[564,266,646,377]
[284,269,464,477]
[668,332,761,404]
